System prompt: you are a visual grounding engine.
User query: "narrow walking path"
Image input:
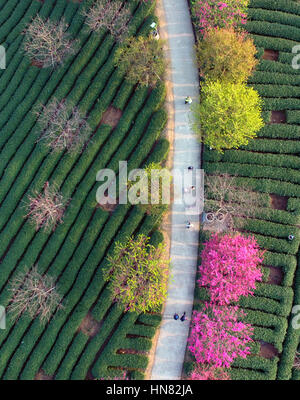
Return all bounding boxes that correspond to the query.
[151,0,201,380]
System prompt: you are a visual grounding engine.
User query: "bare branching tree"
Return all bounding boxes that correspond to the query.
[26,182,68,232]
[8,266,63,323]
[35,98,91,152]
[83,0,131,42]
[205,173,261,230]
[23,15,77,68]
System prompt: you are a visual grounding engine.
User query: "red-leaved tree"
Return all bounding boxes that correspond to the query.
[198,233,264,305]
[192,0,248,34]
[188,303,253,368]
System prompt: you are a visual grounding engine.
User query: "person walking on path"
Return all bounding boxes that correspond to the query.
[185,96,192,104]
[180,312,186,322]
[186,221,194,229]
[173,313,179,320]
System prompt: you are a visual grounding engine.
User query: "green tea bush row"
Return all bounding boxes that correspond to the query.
[248,7,300,28]
[0,0,36,42]
[3,87,155,304]
[257,124,300,140]
[205,161,300,184]
[277,254,300,379]
[240,283,293,317]
[91,313,149,379]
[242,138,300,155]
[231,356,278,380]
[263,98,300,111]
[54,332,89,380]
[243,310,287,351]
[69,304,124,380]
[204,148,300,169]
[249,71,300,86]
[201,0,300,380]
[246,21,300,41]
[0,0,165,380]
[249,0,300,15]
[255,84,300,98]
[239,218,298,240]
[8,205,139,379]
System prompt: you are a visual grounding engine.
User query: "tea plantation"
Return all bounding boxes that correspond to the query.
[193,0,300,380]
[0,0,169,380]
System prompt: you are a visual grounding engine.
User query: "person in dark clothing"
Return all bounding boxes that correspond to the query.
[173,313,179,320]
[180,312,186,322]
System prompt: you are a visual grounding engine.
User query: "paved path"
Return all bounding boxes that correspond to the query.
[151,0,201,380]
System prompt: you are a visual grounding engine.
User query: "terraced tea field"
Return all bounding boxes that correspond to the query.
[191,0,300,380]
[0,0,169,380]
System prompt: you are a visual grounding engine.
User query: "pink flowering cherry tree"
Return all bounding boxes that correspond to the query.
[188,303,253,368]
[198,233,264,305]
[192,0,249,33]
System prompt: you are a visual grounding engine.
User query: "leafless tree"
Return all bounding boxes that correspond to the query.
[8,266,63,323]
[23,15,77,68]
[205,173,261,230]
[82,0,131,42]
[26,182,68,232]
[35,98,91,152]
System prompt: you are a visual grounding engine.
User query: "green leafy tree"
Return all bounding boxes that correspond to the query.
[192,81,264,152]
[104,235,170,313]
[195,28,258,83]
[128,162,170,218]
[114,36,165,87]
